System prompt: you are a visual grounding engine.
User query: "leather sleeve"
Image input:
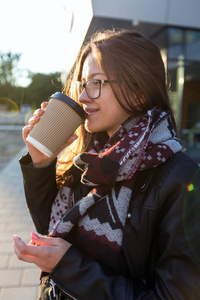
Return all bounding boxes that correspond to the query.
[49,159,200,300]
[154,159,200,299]
[19,153,58,235]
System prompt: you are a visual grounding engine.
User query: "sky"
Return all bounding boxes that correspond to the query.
[0,0,73,86]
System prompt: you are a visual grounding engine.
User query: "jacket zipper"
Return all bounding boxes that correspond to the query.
[49,279,57,299]
[49,278,78,300]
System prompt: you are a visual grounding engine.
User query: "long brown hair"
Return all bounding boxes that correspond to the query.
[56,29,177,186]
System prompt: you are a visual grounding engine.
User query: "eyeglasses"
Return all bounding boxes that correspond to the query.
[76,79,115,99]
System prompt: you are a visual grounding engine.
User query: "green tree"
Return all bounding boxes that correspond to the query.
[25,72,62,108]
[0,51,63,110]
[0,52,21,86]
[0,51,24,110]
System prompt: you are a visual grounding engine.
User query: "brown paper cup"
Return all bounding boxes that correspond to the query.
[26,92,87,157]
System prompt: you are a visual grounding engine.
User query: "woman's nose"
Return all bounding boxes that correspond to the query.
[78,89,92,104]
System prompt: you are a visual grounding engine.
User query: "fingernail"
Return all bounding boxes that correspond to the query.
[27,125,33,129]
[31,233,39,239]
[12,235,18,242]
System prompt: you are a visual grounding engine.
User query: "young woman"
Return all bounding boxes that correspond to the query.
[13,29,200,300]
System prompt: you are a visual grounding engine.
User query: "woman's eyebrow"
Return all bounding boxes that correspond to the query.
[81,72,106,80]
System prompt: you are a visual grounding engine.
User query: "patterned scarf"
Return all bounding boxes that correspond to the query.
[49,108,182,267]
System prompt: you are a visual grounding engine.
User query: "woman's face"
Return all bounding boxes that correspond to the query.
[78,54,130,136]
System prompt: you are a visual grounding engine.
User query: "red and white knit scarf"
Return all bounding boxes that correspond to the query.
[49,108,182,266]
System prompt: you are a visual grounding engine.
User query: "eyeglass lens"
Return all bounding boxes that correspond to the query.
[77,80,101,99]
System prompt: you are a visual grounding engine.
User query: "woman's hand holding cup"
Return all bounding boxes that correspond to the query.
[23,101,78,168]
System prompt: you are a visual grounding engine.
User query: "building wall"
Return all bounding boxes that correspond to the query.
[92,0,200,29]
[66,0,200,72]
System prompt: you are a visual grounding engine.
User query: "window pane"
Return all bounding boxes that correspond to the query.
[168,28,184,59]
[186,30,200,61]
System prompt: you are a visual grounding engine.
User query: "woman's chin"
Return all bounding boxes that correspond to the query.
[84,121,102,134]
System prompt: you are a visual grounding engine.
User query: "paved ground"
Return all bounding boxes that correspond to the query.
[0,128,24,170]
[0,146,41,300]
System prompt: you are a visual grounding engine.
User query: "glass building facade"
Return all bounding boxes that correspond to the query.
[152,27,200,160]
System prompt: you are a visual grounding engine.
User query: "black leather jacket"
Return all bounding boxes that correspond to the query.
[19,151,200,300]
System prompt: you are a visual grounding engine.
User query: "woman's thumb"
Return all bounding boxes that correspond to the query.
[31,233,57,246]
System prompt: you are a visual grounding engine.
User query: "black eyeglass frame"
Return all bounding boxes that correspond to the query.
[76,79,115,99]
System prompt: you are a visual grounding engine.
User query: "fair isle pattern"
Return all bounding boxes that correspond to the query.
[77,184,133,251]
[49,108,182,255]
[49,185,73,228]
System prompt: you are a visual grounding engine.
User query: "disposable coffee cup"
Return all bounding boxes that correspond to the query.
[26,92,87,157]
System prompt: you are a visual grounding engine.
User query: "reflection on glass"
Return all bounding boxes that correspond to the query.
[168,28,184,59]
[168,28,183,44]
[186,30,200,62]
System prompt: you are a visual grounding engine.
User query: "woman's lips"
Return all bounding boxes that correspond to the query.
[85,108,98,117]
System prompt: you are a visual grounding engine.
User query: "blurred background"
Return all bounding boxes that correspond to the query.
[0,1,199,298]
[0,0,200,167]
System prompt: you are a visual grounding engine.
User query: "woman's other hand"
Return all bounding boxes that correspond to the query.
[23,102,78,168]
[13,233,71,273]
